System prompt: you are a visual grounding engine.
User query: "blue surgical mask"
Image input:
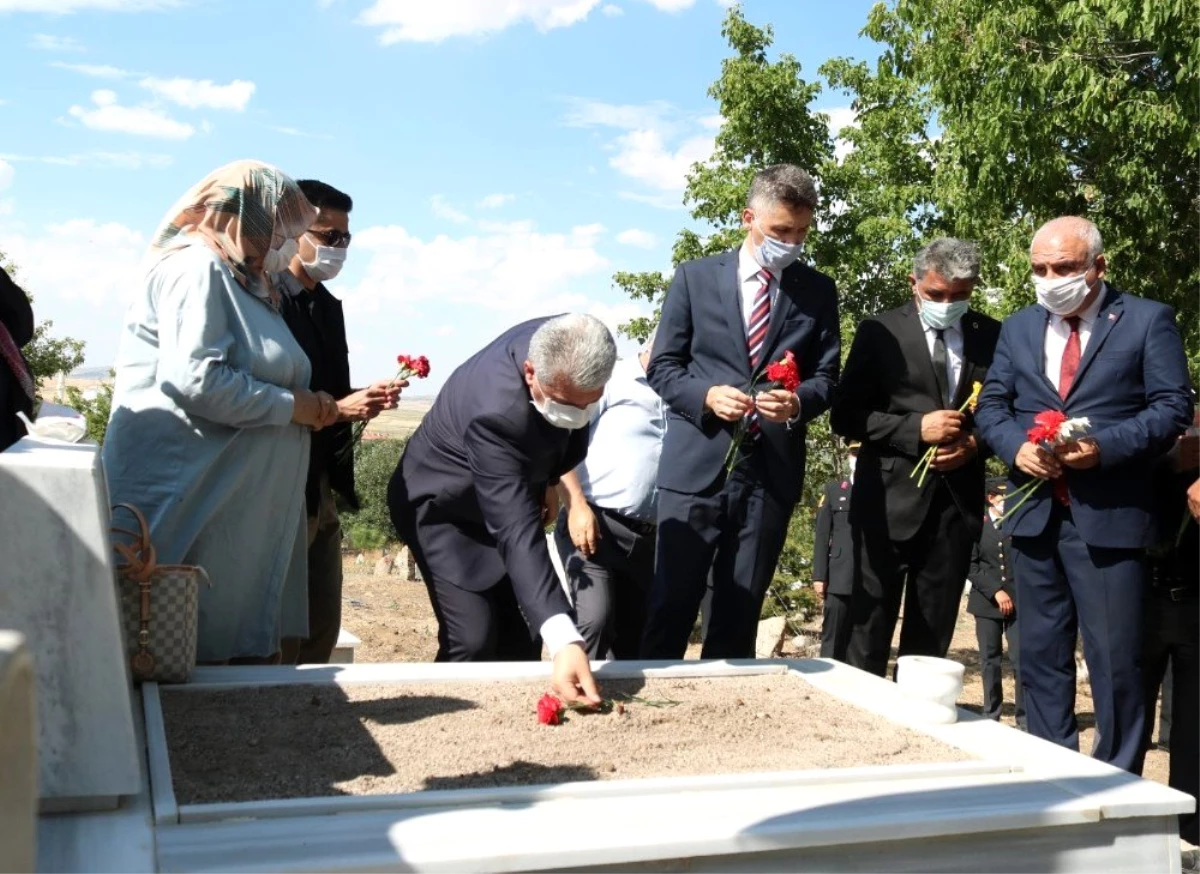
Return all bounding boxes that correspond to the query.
[917,297,969,331]
[753,221,804,273]
[532,397,597,430]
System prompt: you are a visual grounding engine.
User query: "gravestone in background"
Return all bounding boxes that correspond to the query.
[0,439,140,811]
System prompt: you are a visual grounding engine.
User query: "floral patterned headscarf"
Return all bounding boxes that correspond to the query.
[145,159,316,307]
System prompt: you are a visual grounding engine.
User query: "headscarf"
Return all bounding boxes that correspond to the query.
[144,159,316,308]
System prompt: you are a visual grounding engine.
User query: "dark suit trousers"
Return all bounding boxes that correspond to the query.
[553,505,654,660]
[846,487,972,677]
[974,614,1025,728]
[280,473,343,665]
[819,593,853,661]
[1012,505,1145,772]
[642,455,791,660]
[1136,588,1198,843]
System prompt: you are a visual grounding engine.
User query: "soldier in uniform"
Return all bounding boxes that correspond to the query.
[968,478,1025,729]
[812,442,859,661]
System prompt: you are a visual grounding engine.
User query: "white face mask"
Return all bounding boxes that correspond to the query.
[847,457,856,478]
[532,397,597,430]
[752,220,804,273]
[1033,271,1093,316]
[263,238,298,274]
[301,235,348,281]
[917,297,969,331]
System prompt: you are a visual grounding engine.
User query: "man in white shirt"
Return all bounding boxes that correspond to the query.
[555,330,665,659]
[832,239,1001,677]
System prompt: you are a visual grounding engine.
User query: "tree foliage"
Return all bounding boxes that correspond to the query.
[339,436,410,547]
[0,252,87,392]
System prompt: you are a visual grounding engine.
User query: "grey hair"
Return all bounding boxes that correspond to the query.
[747,164,818,213]
[1033,216,1103,262]
[913,238,981,283]
[640,324,658,355]
[529,314,617,392]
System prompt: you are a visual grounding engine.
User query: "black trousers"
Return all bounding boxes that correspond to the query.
[846,488,973,677]
[974,614,1025,728]
[553,504,655,660]
[1136,587,1198,844]
[642,456,791,660]
[819,592,853,661]
[280,475,344,665]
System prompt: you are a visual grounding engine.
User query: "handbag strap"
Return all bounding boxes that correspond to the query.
[111,502,158,583]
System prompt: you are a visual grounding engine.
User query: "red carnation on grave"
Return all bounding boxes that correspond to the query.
[536,693,563,726]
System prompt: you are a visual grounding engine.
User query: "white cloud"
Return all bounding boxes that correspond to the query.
[29,34,85,52]
[50,61,131,78]
[357,0,604,43]
[563,98,673,131]
[477,193,514,209]
[820,105,858,161]
[609,128,712,192]
[600,3,622,14]
[615,228,657,249]
[430,194,470,224]
[0,159,13,192]
[2,0,176,11]
[67,89,194,139]
[0,151,172,168]
[1,218,146,366]
[638,0,695,10]
[139,76,255,111]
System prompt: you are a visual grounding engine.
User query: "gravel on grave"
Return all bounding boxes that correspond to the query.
[161,674,975,804]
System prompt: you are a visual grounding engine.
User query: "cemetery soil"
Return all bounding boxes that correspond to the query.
[162,673,973,803]
[339,563,1172,788]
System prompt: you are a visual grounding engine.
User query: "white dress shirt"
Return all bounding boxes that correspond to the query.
[738,243,779,328]
[1043,282,1105,393]
[919,317,964,404]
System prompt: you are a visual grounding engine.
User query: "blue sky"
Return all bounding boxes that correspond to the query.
[0,0,879,392]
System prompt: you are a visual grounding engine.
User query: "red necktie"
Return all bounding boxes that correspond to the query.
[0,321,35,401]
[746,269,772,437]
[1053,316,1081,505]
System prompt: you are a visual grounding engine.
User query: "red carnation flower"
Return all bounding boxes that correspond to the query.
[764,350,801,393]
[1027,410,1067,445]
[536,693,563,726]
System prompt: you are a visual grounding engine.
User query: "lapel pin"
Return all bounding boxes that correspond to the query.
[1108,312,1117,321]
[971,320,978,328]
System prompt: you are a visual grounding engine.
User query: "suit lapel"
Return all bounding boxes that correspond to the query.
[718,252,748,372]
[1027,309,1058,398]
[951,310,990,408]
[1064,285,1123,401]
[899,301,943,404]
[757,267,798,371]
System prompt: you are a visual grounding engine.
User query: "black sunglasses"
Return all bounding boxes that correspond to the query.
[307,228,352,248]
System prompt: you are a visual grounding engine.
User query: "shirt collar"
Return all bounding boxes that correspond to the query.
[738,241,768,283]
[1050,280,1106,328]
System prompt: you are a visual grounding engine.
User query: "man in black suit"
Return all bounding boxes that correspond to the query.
[968,478,1025,729]
[812,441,859,661]
[388,314,616,704]
[832,238,1000,677]
[641,164,840,660]
[275,179,402,665]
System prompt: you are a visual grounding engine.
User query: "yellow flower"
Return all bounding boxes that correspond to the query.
[966,380,982,412]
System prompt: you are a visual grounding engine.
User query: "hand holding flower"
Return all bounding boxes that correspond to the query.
[754,388,799,423]
[705,385,753,422]
[911,381,981,486]
[929,433,978,472]
[1054,437,1101,469]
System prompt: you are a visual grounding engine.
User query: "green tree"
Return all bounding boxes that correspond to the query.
[1,253,87,391]
[339,436,410,547]
[822,0,1198,363]
[64,377,114,444]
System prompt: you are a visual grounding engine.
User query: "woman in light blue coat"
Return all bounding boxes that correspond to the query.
[103,160,340,662]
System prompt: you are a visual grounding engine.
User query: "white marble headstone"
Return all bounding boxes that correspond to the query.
[0,439,140,810]
[0,630,36,870]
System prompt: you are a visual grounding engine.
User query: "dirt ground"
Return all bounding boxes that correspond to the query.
[340,564,1172,788]
[162,674,972,803]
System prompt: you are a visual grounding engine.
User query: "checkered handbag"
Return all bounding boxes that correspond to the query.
[111,503,209,684]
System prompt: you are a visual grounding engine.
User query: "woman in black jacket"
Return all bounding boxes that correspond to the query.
[0,268,36,451]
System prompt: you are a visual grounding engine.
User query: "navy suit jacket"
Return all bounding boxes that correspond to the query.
[647,249,840,505]
[974,285,1192,548]
[389,317,585,633]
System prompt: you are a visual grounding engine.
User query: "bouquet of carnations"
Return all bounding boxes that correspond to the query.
[909,381,983,487]
[337,353,430,462]
[994,410,1090,527]
[724,350,801,475]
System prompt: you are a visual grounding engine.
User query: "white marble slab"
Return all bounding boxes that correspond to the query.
[0,630,36,872]
[0,439,140,809]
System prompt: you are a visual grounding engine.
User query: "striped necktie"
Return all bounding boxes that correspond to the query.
[746,268,772,437]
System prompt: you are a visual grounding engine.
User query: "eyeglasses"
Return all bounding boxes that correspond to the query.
[306,229,352,248]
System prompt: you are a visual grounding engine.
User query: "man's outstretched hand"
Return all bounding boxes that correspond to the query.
[551,642,602,707]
